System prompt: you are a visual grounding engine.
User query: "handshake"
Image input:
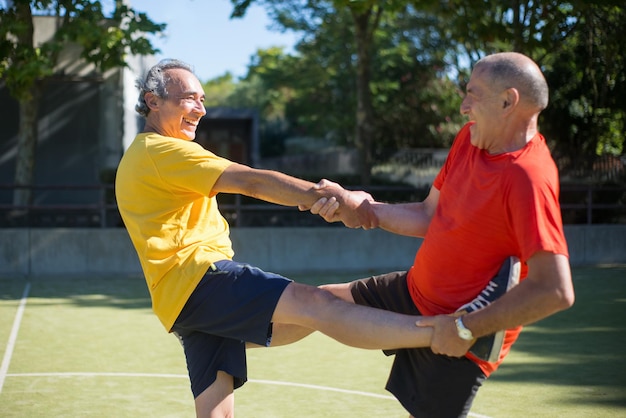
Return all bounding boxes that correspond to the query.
[299,179,379,230]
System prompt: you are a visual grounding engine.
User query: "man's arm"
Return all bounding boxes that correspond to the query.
[371,186,440,237]
[421,251,575,358]
[461,252,575,334]
[212,163,376,228]
[309,181,440,237]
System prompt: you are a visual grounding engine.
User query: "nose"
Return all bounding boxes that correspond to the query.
[460,97,470,115]
[196,99,206,116]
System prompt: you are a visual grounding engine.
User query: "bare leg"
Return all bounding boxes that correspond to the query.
[272,282,432,350]
[249,283,355,349]
[194,371,235,418]
[319,282,354,302]
[246,323,316,348]
[265,282,352,347]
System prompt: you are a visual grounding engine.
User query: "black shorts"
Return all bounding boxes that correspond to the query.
[171,260,292,398]
[350,271,487,418]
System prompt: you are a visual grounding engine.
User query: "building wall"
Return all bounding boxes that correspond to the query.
[0,16,155,211]
[0,81,103,202]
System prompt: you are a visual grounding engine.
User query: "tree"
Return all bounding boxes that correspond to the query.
[541,3,626,180]
[367,7,463,156]
[231,0,412,185]
[231,0,461,184]
[0,0,165,206]
[228,0,624,188]
[430,0,626,182]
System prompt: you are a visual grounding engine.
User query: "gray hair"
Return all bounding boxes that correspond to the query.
[135,59,195,117]
[476,52,549,111]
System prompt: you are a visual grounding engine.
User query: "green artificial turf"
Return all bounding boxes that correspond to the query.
[0,266,624,417]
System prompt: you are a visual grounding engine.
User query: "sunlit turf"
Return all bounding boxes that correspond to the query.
[0,266,624,417]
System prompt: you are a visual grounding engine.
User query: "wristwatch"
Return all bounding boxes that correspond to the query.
[455,316,475,341]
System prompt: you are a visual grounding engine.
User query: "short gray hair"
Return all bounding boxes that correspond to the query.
[476,53,549,111]
[135,59,195,117]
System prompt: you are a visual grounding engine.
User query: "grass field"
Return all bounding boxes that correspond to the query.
[1,265,625,417]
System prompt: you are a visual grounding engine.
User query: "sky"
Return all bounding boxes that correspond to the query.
[128,0,299,82]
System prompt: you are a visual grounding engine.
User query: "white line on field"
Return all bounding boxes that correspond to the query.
[5,371,491,417]
[0,282,31,394]
[252,378,396,400]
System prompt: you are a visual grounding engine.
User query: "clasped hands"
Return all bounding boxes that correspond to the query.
[301,180,478,357]
[300,179,379,229]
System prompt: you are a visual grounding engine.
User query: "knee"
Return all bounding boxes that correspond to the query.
[283,283,340,314]
[319,283,354,303]
[294,282,337,305]
[274,282,347,327]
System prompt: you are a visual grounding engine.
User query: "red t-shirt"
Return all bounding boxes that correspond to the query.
[407,122,569,375]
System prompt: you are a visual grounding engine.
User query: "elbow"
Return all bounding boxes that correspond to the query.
[559,287,575,310]
[553,281,575,312]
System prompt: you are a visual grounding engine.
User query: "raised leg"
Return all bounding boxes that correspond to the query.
[271,282,432,350]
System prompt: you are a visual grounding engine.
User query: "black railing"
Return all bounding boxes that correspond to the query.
[0,184,119,228]
[0,184,624,228]
[559,184,626,225]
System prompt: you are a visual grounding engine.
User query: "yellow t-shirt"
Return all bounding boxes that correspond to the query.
[116,132,235,331]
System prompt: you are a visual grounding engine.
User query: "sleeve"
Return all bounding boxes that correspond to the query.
[505,161,569,262]
[151,139,234,198]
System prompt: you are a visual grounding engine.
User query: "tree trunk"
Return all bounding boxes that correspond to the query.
[352,9,376,186]
[13,87,40,208]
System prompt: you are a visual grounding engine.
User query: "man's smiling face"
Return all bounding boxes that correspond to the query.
[149,68,207,141]
[459,64,508,153]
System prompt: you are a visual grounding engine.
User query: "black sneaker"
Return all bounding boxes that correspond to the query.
[456,256,521,362]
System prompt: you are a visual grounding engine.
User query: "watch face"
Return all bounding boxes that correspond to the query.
[459,329,472,339]
[455,318,474,340]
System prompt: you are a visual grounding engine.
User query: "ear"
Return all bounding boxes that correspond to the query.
[144,92,161,112]
[502,88,519,113]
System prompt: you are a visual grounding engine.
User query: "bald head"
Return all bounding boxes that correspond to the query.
[475,52,549,112]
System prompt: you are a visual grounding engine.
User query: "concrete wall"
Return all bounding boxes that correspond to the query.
[0,225,625,277]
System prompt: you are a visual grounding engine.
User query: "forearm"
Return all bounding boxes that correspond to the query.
[214,165,374,227]
[215,164,326,207]
[372,202,432,237]
[242,169,321,207]
[463,253,574,337]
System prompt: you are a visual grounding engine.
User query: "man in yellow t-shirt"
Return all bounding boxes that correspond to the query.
[115,59,435,417]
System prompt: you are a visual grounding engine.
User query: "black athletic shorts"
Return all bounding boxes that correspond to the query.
[171,260,292,398]
[350,271,487,418]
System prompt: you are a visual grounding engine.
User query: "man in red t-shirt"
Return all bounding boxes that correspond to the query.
[309,52,575,417]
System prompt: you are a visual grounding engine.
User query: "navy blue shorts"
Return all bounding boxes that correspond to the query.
[350,271,486,418]
[171,260,292,398]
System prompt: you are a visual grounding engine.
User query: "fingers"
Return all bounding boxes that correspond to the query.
[308,180,378,228]
[340,191,379,229]
[416,317,434,327]
[419,315,474,358]
[355,199,379,230]
[310,196,340,222]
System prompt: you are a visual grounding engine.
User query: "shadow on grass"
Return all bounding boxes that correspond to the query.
[489,266,626,409]
[2,266,625,411]
[0,275,151,310]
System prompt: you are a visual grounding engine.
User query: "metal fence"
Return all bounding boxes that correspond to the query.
[0,183,624,228]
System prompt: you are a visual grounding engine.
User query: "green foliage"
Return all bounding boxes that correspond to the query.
[0,0,165,100]
[425,0,625,182]
[368,8,464,157]
[203,72,238,107]
[539,3,626,180]
[226,0,624,182]
[223,2,464,163]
